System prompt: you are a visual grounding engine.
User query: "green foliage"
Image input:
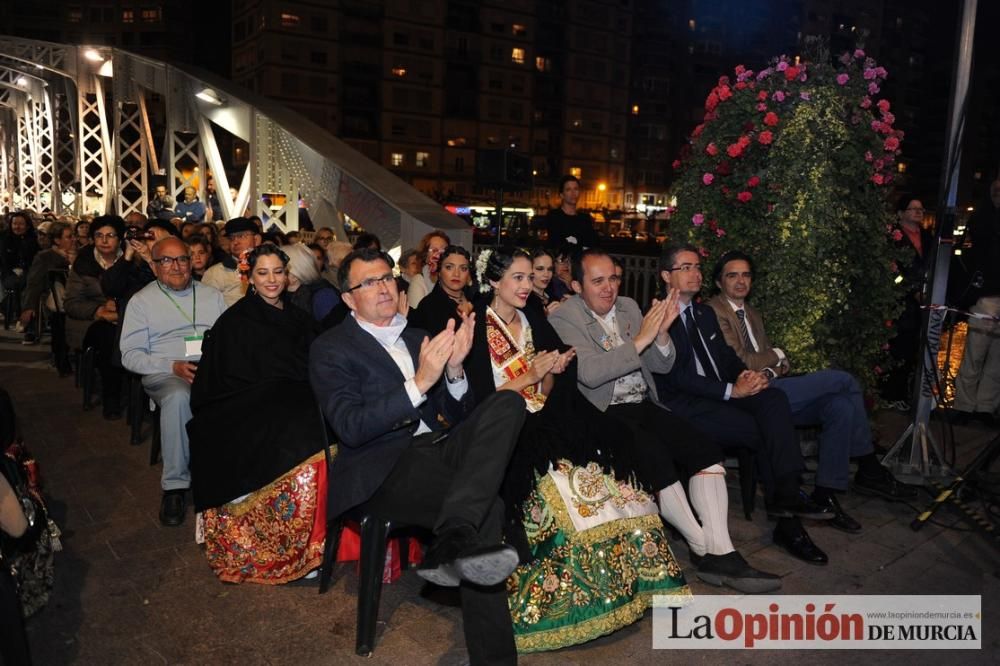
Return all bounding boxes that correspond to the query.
[668,48,912,391]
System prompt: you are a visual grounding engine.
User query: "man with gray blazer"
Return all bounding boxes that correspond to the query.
[549,248,780,594]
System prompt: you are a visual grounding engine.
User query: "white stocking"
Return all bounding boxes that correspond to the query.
[688,464,735,556]
[657,482,706,557]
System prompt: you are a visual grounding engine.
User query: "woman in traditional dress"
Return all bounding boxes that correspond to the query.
[407,245,474,335]
[188,244,328,584]
[465,247,690,653]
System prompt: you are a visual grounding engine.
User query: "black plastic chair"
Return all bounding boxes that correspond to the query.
[2,287,19,330]
[79,347,96,410]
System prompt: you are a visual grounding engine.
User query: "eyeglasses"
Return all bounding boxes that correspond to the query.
[153,255,192,267]
[666,263,702,273]
[345,273,395,292]
[94,232,118,240]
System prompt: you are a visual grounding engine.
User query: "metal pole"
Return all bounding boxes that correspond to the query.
[883,0,978,480]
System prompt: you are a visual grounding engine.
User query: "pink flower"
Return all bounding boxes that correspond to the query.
[800,92,811,101]
[864,151,873,162]
[863,68,877,80]
[756,68,772,81]
[860,97,872,109]
[702,173,714,185]
[698,247,710,258]
[776,60,789,72]
[836,73,850,85]
[875,67,888,79]
[871,173,885,185]
[756,102,767,111]
[737,191,753,203]
[884,136,900,151]
[868,82,880,95]
[672,159,681,170]
[877,99,891,113]
[715,227,726,238]
[854,48,865,59]
[692,213,705,226]
[772,91,786,102]
[892,229,903,241]
[705,142,719,156]
[871,120,884,133]
[882,111,895,125]
[747,176,760,187]
[874,365,883,375]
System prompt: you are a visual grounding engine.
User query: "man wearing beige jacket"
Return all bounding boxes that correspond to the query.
[707,250,916,533]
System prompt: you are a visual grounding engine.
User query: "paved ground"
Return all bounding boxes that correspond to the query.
[3,328,998,665]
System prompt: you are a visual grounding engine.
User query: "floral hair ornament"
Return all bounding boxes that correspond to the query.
[475,248,493,293]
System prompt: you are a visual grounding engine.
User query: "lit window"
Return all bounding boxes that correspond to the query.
[446,137,466,147]
[141,8,160,22]
[416,152,429,167]
[122,9,134,23]
[535,57,550,72]
[897,162,907,173]
[631,104,639,115]
[391,152,404,167]
[569,167,582,178]
[571,119,582,128]
[512,24,527,37]
[281,13,300,27]
[391,67,407,77]
[688,19,696,30]
[511,48,525,64]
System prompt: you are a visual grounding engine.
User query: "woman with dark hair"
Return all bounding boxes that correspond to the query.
[465,247,689,653]
[408,245,474,335]
[0,211,39,309]
[188,244,327,584]
[546,243,575,302]
[65,215,128,418]
[526,247,563,317]
[197,222,228,264]
[187,235,214,281]
[406,230,451,308]
[882,193,934,409]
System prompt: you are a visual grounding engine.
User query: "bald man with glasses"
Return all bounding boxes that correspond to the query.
[121,237,226,526]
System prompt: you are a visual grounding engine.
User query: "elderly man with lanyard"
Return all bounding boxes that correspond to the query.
[121,237,226,526]
[202,217,261,308]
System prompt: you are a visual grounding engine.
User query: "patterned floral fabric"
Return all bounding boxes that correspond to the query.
[507,461,691,653]
[201,451,327,585]
[486,307,547,413]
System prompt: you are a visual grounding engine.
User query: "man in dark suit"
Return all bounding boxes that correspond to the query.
[309,248,525,665]
[654,243,832,565]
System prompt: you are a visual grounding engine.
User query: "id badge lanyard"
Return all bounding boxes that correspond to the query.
[157,283,203,357]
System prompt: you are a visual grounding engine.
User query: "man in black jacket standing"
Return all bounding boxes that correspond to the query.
[309,248,524,665]
[544,175,599,249]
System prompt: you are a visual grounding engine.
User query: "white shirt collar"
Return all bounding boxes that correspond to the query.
[354,312,408,348]
[726,298,746,312]
[587,302,617,325]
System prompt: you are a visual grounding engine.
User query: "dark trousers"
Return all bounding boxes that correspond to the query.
[83,320,122,411]
[0,566,31,665]
[604,400,723,488]
[662,387,804,498]
[366,390,525,666]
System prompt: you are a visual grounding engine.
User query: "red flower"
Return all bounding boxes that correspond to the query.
[884,136,900,151]
[763,112,779,127]
[705,142,719,156]
[692,123,705,138]
[877,99,891,113]
[784,66,800,80]
[720,186,730,195]
[757,90,768,101]
[672,159,681,170]
[716,161,732,176]
[758,130,774,145]
[735,81,747,90]
[747,176,760,187]
[727,142,744,158]
[718,85,732,101]
[702,173,715,185]
[705,92,719,111]
[737,191,753,203]
[871,173,885,185]
[698,247,709,258]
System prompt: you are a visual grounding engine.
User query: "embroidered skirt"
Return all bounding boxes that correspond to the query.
[201,451,327,585]
[507,461,691,653]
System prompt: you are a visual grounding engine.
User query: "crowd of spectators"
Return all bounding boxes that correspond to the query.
[0,182,963,662]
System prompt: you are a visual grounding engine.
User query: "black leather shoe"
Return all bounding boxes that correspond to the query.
[767,490,836,521]
[773,524,828,565]
[417,524,519,588]
[159,490,186,527]
[696,551,782,594]
[852,468,918,502]
[811,493,862,533]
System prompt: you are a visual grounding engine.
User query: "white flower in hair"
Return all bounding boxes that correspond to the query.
[475,249,493,293]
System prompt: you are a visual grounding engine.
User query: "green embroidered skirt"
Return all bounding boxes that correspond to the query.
[507,461,692,653]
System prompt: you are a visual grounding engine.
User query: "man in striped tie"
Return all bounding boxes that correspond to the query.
[707,250,917,534]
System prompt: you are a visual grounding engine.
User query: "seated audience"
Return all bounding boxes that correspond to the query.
[546,244,575,302]
[120,237,226,526]
[306,242,326,274]
[74,221,91,249]
[398,248,421,286]
[408,245,473,335]
[197,222,228,264]
[654,243,833,564]
[406,230,451,309]
[527,248,561,316]
[1,212,40,308]
[284,242,341,321]
[189,245,327,583]
[352,232,381,251]
[310,248,524,665]
[468,248,695,652]
[202,217,262,308]
[323,240,352,287]
[19,221,75,346]
[65,215,127,419]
